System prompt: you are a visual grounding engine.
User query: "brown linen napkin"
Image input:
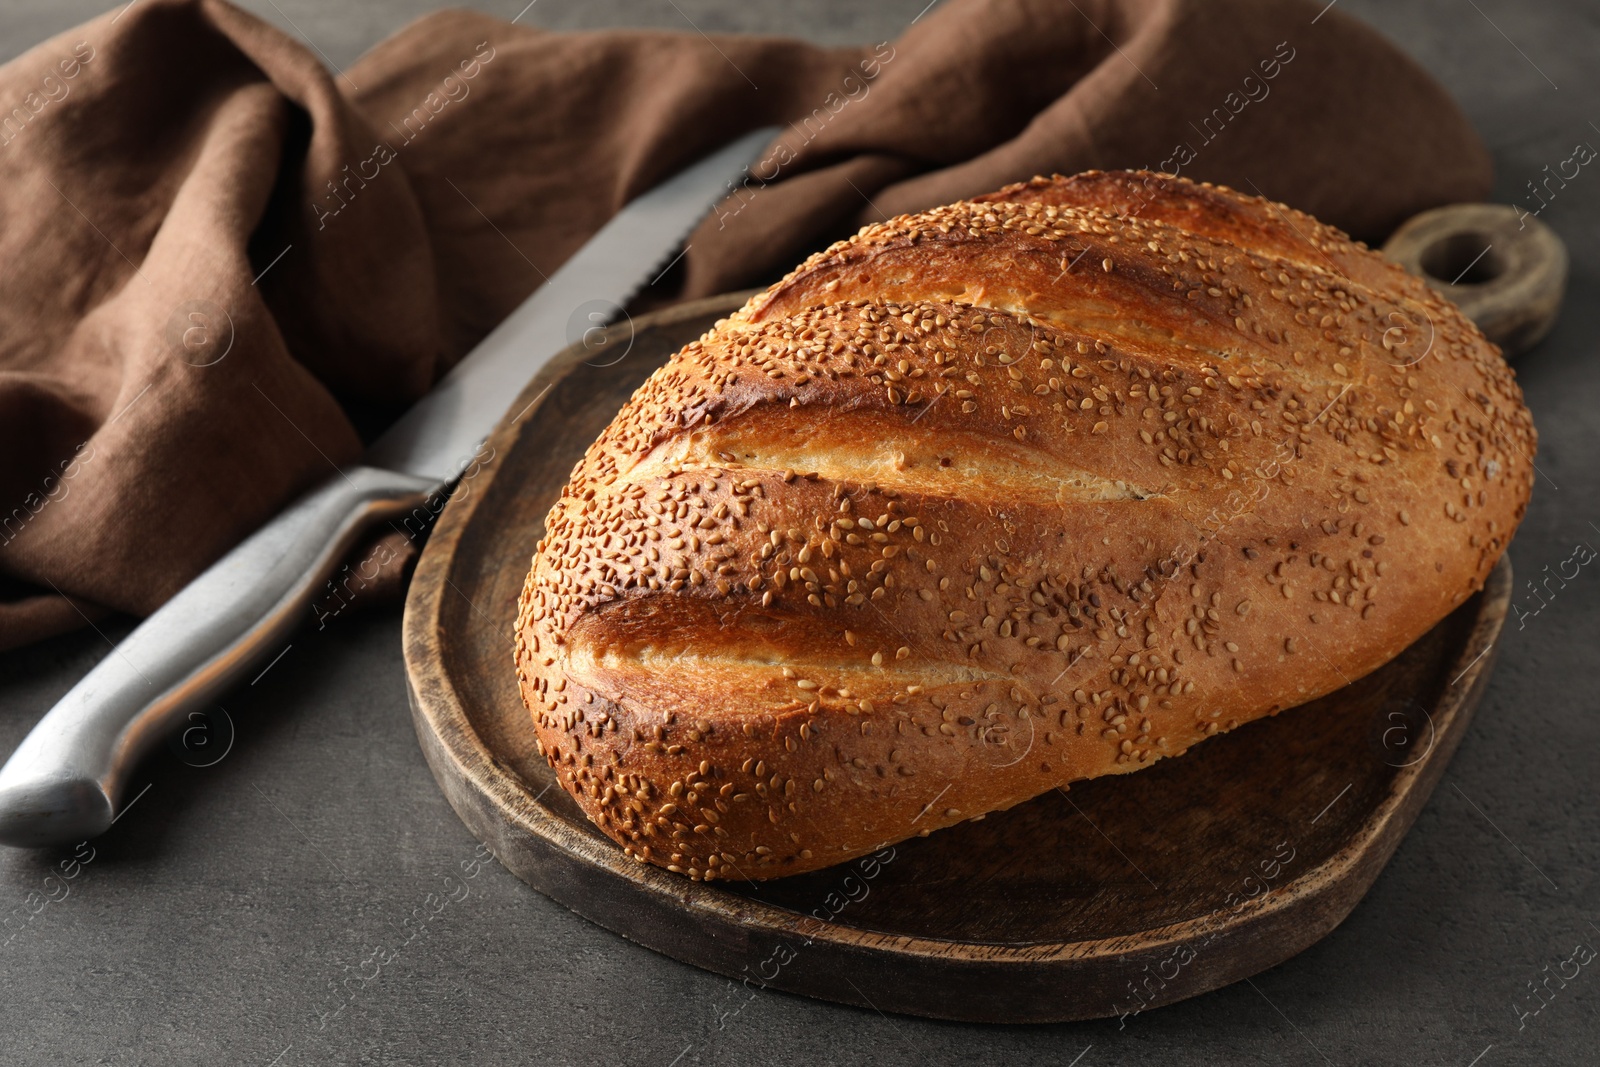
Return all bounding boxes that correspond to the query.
[0,0,1490,651]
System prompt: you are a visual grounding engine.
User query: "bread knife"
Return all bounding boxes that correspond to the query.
[0,127,778,848]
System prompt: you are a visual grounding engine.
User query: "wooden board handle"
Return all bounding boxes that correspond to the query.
[1382,203,1567,359]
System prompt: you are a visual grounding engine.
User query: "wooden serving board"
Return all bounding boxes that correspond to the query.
[403,292,1510,1024]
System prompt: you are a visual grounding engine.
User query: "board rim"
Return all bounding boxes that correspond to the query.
[402,292,1511,1021]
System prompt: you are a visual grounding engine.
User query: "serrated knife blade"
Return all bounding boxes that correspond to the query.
[367,125,778,481]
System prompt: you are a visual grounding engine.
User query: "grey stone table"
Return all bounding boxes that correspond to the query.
[1,1,1595,1064]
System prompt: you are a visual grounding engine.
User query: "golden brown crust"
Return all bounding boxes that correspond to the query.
[515,171,1535,882]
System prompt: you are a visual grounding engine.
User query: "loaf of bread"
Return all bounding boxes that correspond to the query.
[515,171,1534,881]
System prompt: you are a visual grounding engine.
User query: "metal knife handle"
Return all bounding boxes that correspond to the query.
[0,465,438,847]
